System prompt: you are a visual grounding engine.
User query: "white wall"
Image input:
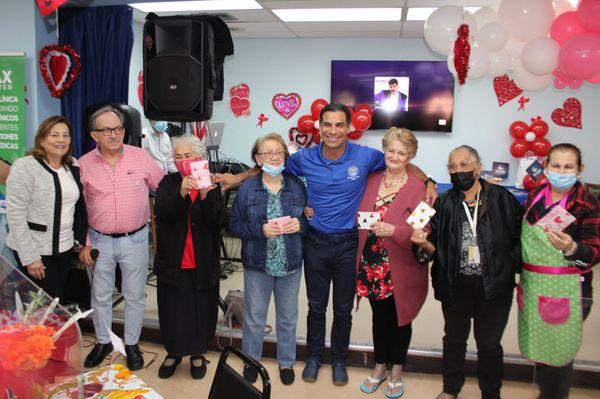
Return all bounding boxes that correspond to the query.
[130,30,600,184]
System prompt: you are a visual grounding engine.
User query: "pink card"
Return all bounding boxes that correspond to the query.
[268,216,291,228]
[190,160,212,189]
[536,206,576,232]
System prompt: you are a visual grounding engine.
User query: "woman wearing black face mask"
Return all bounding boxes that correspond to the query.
[411,145,522,399]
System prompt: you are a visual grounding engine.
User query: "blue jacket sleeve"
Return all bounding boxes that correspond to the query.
[228,183,265,240]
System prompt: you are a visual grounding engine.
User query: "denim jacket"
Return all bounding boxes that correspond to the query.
[229,173,308,273]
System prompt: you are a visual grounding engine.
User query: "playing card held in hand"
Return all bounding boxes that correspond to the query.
[357,212,381,230]
[406,201,436,230]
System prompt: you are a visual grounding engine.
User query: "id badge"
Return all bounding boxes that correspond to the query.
[468,245,480,264]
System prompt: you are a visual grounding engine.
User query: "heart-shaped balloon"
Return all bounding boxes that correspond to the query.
[493,74,523,106]
[39,44,81,98]
[272,93,302,119]
[551,97,582,129]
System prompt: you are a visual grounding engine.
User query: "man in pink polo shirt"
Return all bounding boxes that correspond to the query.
[78,105,165,370]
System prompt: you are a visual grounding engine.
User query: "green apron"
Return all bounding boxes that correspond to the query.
[518,190,584,366]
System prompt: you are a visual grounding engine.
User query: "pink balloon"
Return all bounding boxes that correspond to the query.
[589,71,600,83]
[558,32,600,79]
[577,0,600,33]
[550,11,586,45]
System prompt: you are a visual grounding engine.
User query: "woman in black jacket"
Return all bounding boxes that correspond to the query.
[153,135,227,380]
[411,145,522,399]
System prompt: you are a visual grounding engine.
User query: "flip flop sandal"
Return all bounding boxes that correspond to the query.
[360,375,388,394]
[385,378,405,398]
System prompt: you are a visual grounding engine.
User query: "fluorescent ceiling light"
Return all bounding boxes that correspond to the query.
[406,6,481,21]
[273,8,403,22]
[129,0,262,13]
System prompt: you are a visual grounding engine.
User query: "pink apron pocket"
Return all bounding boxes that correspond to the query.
[516,285,524,311]
[538,296,570,325]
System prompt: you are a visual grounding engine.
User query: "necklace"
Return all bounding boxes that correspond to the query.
[383,171,407,189]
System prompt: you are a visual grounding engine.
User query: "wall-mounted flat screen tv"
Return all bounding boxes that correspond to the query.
[331,60,455,132]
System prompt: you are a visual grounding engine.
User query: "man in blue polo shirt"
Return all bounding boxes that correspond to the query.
[216,103,436,386]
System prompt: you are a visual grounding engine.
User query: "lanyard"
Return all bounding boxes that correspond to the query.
[526,185,569,217]
[462,188,480,238]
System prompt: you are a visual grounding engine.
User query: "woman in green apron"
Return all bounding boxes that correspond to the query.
[519,143,599,399]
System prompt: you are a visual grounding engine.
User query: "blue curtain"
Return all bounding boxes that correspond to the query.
[59,6,133,157]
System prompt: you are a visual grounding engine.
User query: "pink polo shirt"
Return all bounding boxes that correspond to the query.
[79,144,165,234]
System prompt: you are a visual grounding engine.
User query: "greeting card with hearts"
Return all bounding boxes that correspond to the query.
[551,97,582,129]
[272,93,302,119]
[38,44,81,98]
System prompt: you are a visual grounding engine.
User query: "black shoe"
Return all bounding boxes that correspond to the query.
[84,343,113,368]
[125,344,144,371]
[279,367,295,385]
[243,364,258,383]
[158,356,181,379]
[190,355,209,380]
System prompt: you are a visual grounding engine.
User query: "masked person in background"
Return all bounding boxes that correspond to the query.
[411,145,522,399]
[518,143,599,399]
[142,120,177,174]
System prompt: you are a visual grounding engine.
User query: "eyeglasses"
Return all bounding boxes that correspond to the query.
[447,159,475,173]
[258,151,284,159]
[94,126,125,136]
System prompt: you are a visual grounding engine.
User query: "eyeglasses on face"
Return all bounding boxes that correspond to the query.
[447,159,475,173]
[94,126,125,136]
[258,151,284,159]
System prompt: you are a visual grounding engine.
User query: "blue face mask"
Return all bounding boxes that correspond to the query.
[545,169,578,191]
[152,121,168,133]
[262,163,284,177]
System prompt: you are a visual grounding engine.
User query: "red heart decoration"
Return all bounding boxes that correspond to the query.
[493,74,523,107]
[229,96,250,117]
[554,216,563,224]
[230,83,250,99]
[39,44,81,98]
[551,97,582,129]
[288,127,313,148]
[272,93,302,119]
[137,70,144,106]
[36,0,67,17]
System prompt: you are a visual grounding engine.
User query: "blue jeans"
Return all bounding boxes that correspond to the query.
[304,228,358,363]
[89,226,149,345]
[242,268,301,368]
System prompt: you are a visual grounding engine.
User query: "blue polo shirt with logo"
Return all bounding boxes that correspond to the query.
[285,142,385,234]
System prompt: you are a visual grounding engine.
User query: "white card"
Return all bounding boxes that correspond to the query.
[406,201,436,230]
[357,211,381,230]
[536,206,576,232]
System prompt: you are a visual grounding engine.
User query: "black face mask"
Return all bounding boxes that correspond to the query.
[450,171,477,191]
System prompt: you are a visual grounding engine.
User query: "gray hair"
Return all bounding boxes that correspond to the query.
[89,105,125,131]
[171,134,206,159]
[449,145,482,166]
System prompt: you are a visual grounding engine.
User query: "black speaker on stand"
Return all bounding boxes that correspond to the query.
[143,14,216,122]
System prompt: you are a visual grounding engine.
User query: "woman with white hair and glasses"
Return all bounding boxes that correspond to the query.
[153,135,227,380]
[411,145,522,399]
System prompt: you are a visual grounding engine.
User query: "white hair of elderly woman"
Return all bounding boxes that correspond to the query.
[171,134,206,159]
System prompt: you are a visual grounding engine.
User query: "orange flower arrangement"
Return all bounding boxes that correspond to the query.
[0,323,56,371]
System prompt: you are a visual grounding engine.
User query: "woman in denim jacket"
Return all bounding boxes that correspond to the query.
[229,133,308,386]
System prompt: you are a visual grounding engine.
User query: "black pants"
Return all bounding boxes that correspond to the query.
[304,227,358,362]
[441,275,513,399]
[369,295,412,365]
[15,250,73,301]
[535,296,593,399]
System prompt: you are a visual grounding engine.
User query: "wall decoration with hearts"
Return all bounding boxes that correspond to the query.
[229,83,250,117]
[551,97,582,129]
[39,44,81,98]
[36,0,68,17]
[289,127,315,149]
[272,93,302,119]
[493,74,523,107]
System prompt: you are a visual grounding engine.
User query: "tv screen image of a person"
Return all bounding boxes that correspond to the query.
[374,78,408,112]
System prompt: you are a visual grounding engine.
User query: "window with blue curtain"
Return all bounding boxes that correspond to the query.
[59,5,134,157]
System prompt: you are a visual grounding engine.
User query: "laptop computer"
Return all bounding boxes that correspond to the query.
[206,121,225,148]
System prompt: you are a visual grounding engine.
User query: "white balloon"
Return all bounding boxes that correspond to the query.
[313,120,320,129]
[499,0,555,42]
[488,49,512,76]
[513,62,552,91]
[506,38,526,59]
[521,37,560,76]
[447,54,457,75]
[424,6,477,55]
[473,6,499,30]
[553,0,575,16]
[476,22,509,52]
[468,47,490,80]
[525,132,536,142]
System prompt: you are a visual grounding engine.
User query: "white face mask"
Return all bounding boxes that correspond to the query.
[262,163,284,177]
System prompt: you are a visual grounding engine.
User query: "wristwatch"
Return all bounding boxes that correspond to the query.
[424,177,438,188]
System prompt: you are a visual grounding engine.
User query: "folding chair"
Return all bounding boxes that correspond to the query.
[208,346,270,399]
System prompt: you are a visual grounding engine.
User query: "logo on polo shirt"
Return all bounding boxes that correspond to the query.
[347,165,359,181]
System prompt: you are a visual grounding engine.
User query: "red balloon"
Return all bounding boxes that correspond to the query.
[509,121,529,139]
[310,98,328,120]
[354,103,373,118]
[523,174,549,191]
[348,130,363,140]
[351,110,372,131]
[531,137,552,157]
[297,115,315,133]
[311,129,321,144]
[510,139,530,158]
[530,119,549,137]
